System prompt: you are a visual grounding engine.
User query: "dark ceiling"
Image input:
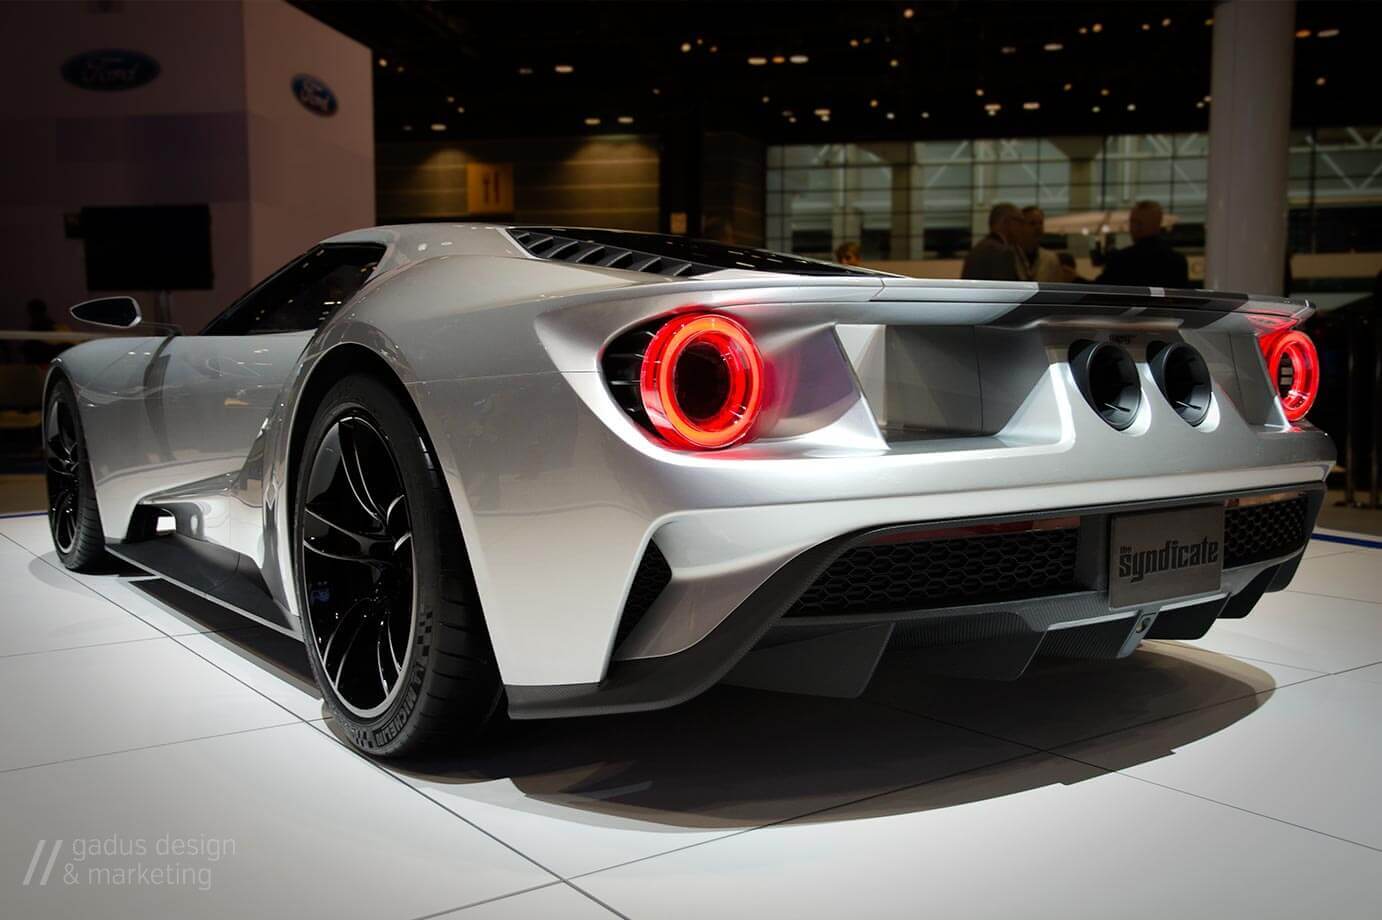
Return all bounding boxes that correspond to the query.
[293,1,1381,144]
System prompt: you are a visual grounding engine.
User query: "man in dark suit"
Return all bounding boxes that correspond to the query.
[1097,201,1190,289]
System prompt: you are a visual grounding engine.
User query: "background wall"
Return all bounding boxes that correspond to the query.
[376,135,659,229]
[0,0,373,333]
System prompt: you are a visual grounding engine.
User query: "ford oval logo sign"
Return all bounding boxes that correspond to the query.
[292,74,338,117]
[61,49,160,91]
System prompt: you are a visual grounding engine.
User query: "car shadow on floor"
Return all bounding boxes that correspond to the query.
[106,571,1280,832]
[390,645,1278,831]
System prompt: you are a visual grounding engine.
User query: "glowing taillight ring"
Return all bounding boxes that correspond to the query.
[639,313,764,449]
[1262,330,1319,422]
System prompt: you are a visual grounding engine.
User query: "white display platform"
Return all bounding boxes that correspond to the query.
[2,512,1380,918]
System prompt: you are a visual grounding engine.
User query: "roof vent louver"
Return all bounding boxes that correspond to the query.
[508,226,877,278]
[510,228,719,278]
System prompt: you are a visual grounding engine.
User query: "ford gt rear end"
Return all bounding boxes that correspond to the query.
[413,228,1334,718]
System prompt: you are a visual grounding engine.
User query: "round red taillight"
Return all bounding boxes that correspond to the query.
[639,313,764,449]
[1260,329,1320,422]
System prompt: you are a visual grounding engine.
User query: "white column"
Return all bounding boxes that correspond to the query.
[1205,0,1295,295]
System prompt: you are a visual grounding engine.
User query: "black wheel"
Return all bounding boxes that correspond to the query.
[44,378,107,571]
[295,373,502,757]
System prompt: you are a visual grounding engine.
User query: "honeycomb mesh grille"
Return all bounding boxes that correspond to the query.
[1224,496,1308,568]
[615,541,672,646]
[788,528,1080,617]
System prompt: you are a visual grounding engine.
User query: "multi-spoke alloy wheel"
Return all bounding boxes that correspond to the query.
[43,379,106,570]
[301,415,416,718]
[45,398,82,554]
[295,374,501,757]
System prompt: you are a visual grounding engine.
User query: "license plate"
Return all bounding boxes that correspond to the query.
[1109,505,1224,609]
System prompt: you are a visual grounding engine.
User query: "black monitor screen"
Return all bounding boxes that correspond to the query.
[81,205,213,291]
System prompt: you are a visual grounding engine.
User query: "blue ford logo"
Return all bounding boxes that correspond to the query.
[291,74,338,117]
[61,49,160,91]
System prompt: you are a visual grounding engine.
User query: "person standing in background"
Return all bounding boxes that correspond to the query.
[834,241,862,266]
[962,203,1029,281]
[1096,201,1190,289]
[1020,207,1064,282]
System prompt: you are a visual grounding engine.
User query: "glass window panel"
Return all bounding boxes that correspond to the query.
[781,145,845,167]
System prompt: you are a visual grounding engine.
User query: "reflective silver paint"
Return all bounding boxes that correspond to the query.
[51,223,1335,692]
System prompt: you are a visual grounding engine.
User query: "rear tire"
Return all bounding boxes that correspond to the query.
[44,378,107,571]
[294,373,503,757]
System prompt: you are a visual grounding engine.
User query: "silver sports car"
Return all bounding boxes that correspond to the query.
[46,224,1333,756]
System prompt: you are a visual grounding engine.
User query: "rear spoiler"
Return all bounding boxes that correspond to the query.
[871,278,1311,333]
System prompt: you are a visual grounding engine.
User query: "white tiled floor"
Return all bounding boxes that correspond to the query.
[2,513,1381,918]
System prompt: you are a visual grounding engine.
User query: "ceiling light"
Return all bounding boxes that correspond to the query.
[1196,101,1205,109]
[748,56,767,65]
[396,65,405,73]
[975,87,985,97]
[903,7,914,18]
[1126,103,1136,111]
[886,111,895,120]
[788,116,797,123]
[1044,42,1063,51]
[377,58,388,68]
[696,37,703,45]
[446,95,455,104]
[1318,28,1339,38]
[680,42,692,53]
[889,58,900,67]
[456,106,465,114]
[584,117,601,126]
[617,115,634,124]
[1295,29,1311,39]
[762,95,771,103]
[790,54,809,64]
[1141,23,1151,31]
[1091,105,1101,113]
[870,98,879,108]
[813,107,831,116]
[782,109,793,117]
[863,37,872,44]
[709,45,718,53]
[772,55,786,64]
[1063,82,1073,91]
[1315,76,1327,86]
[1100,87,1110,96]
[986,109,997,117]
[849,38,860,48]
[430,123,446,132]
[1204,18,1214,26]
[921,111,930,119]
[1023,101,1040,110]
[1092,23,1103,33]
[1161,17,1171,27]
[1204,94,1212,102]
[1001,46,1017,54]
[517,66,533,75]
[1078,27,1088,35]
[554,64,574,74]
[652,87,661,95]
[820,114,830,122]
[402,124,413,132]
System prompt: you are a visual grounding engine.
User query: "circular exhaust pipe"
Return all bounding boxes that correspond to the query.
[1069,340,1141,431]
[1148,342,1213,426]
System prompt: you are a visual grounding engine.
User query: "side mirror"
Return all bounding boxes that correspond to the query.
[70,296,142,329]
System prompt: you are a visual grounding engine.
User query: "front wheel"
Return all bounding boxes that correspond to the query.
[43,378,107,571]
[295,373,502,756]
